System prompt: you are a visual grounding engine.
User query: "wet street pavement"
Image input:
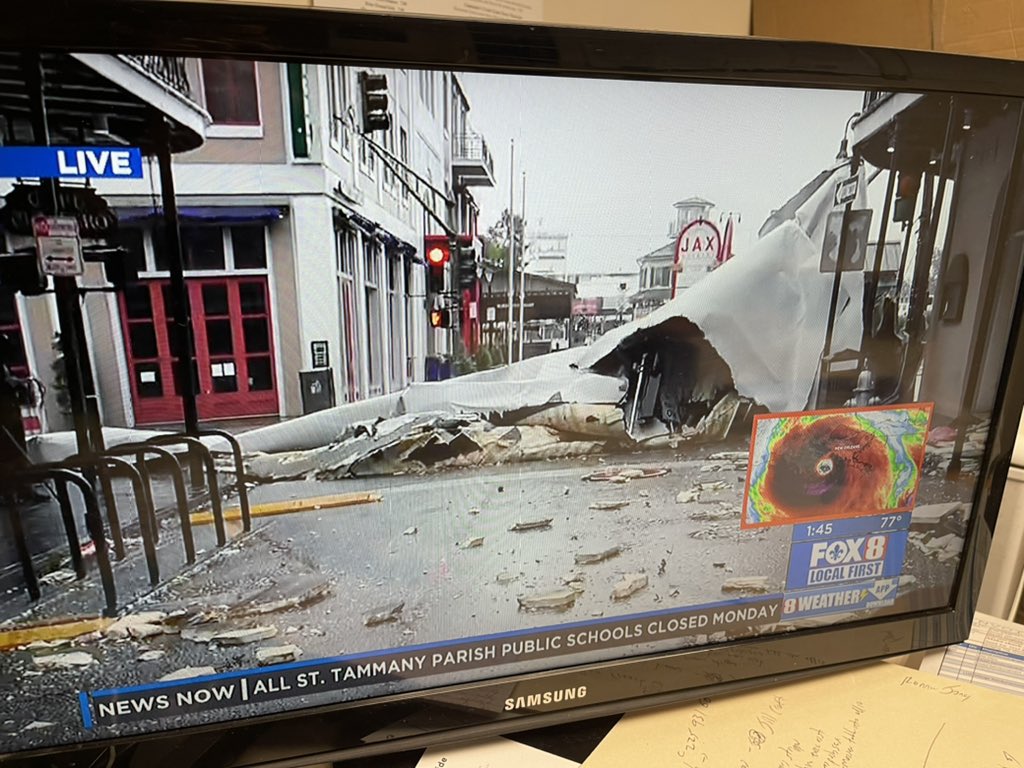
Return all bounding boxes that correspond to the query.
[0,443,975,751]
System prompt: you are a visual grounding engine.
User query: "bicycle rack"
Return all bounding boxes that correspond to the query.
[105,443,195,565]
[193,428,251,533]
[63,454,159,586]
[144,435,227,546]
[2,467,117,617]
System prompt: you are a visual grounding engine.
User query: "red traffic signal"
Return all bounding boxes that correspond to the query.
[424,235,451,267]
[429,308,452,328]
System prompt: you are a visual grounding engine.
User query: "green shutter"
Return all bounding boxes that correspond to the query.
[286,63,309,159]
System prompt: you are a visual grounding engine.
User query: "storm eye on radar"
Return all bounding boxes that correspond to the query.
[743,406,931,527]
[765,419,883,514]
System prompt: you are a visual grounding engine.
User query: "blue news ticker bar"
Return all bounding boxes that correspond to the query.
[0,146,143,179]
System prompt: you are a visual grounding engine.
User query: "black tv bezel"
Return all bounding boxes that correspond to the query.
[2,1,1024,764]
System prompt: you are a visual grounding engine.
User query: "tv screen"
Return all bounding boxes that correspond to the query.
[0,2,1022,764]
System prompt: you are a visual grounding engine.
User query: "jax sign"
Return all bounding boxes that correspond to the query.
[0,146,143,179]
[672,219,722,296]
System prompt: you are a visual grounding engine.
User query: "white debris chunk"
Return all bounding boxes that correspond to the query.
[213,626,279,645]
[518,588,578,611]
[364,602,405,626]
[462,537,485,549]
[575,546,622,565]
[721,576,773,594]
[589,501,629,511]
[612,573,648,601]
[33,651,95,668]
[509,519,553,531]
[403,526,418,536]
[104,612,168,640]
[676,489,701,504]
[159,666,216,682]
[256,644,303,665]
[138,650,165,662]
[22,721,55,731]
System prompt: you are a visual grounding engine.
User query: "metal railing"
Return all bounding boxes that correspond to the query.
[122,55,192,98]
[1,429,251,617]
[862,91,893,114]
[452,132,495,178]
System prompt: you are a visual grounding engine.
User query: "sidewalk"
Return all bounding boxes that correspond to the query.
[0,470,231,625]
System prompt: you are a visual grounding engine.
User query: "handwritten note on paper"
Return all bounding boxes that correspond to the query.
[582,662,1024,768]
[919,612,1024,697]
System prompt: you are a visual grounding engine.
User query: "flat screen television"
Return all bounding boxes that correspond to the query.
[0,1,1023,765]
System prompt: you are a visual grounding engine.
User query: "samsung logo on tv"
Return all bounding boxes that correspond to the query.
[503,686,588,711]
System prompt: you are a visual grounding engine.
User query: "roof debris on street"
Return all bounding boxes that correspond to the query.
[611,573,648,601]
[509,519,553,532]
[364,602,405,627]
[575,546,622,565]
[721,576,773,594]
[518,588,578,611]
[588,501,629,511]
[583,466,670,483]
[461,537,485,549]
[159,666,215,682]
[32,651,95,668]
[256,644,303,665]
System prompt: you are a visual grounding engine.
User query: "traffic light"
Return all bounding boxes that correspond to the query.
[84,246,140,291]
[429,307,452,328]
[358,71,391,134]
[893,171,920,223]
[425,235,450,295]
[455,238,477,291]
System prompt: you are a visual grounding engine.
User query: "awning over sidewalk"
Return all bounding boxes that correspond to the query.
[116,205,286,224]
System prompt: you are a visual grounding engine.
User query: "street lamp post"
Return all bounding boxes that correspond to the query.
[517,172,527,362]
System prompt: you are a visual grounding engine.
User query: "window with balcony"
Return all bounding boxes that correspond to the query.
[200,60,262,138]
[328,65,351,156]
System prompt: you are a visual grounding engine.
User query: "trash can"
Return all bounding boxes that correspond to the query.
[299,369,336,414]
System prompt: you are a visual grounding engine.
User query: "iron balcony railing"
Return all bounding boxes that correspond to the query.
[122,54,192,98]
[453,132,495,178]
[862,90,893,114]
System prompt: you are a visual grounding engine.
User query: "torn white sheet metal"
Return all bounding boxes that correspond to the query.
[245,412,607,482]
[578,167,867,413]
[239,350,621,455]
[27,427,229,465]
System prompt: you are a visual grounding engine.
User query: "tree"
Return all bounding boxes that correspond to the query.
[483,208,526,269]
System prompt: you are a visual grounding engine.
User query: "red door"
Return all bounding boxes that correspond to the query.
[121,278,278,425]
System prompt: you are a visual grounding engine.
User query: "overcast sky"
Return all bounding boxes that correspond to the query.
[457,72,863,275]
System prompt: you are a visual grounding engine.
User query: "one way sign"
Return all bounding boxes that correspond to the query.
[34,216,83,277]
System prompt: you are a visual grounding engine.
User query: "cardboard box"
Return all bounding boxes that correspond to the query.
[752,0,932,50]
[754,0,1024,61]
[189,0,752,36]
[934,0,1024,59]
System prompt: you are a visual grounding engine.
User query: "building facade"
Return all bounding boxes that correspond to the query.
[9,59,494,430]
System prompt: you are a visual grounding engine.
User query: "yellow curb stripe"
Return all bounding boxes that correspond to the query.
[0,617,114,650]
[189,492,383,526]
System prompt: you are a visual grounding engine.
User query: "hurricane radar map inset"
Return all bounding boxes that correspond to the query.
[742,404,932,529]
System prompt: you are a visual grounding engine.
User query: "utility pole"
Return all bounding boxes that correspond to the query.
[517,172,527,363]
[506,139,515,365]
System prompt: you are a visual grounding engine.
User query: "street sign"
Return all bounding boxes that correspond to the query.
[834,176,859,207]
[0,146,143,179]
[819,209,873,273]
[34,216,83,277]
[32,216,78,238]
